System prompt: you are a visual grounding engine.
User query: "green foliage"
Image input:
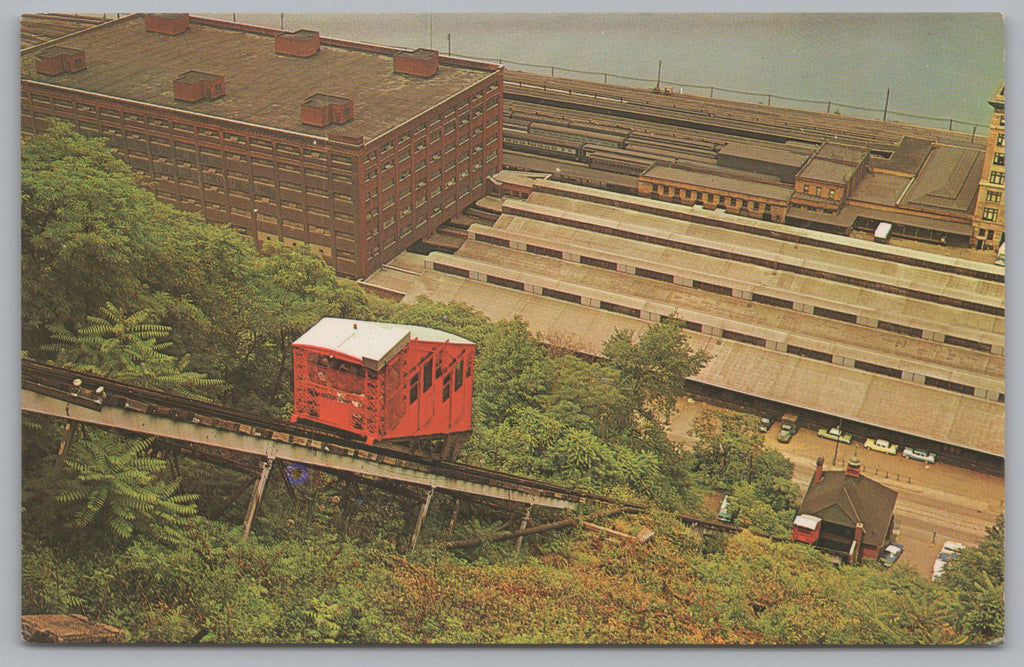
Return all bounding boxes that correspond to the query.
[46,302,220,398]
[22,120,390,414]
[689,409,798,536]
[21,514,976,645]
[20,121,995,646]
[602,321,712,423]
[472,317,553,426]
[937,515,1004,642]
[51,431,198,547]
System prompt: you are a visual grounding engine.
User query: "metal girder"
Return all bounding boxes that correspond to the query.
[22,389,579,510]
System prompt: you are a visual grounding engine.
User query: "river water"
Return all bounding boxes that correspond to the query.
[210,12,1004,134]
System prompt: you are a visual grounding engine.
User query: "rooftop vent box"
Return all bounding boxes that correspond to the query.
[35,46,86,75]
[393,48,439,77]
[301,94,353,127]
[173,71,226,103]
[276,29,321,57]
[144,13,190,35]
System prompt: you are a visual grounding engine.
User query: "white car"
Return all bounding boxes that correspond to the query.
[931,540,964,581]
[902,447,936,464]
[864,438,899,455]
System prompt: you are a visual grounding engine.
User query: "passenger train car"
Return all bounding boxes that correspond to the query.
[291,318,475,460]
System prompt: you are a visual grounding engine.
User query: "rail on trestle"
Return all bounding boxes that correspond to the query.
[21,359,642,550]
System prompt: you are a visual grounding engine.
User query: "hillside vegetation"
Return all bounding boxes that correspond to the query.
[20,122,1003,644]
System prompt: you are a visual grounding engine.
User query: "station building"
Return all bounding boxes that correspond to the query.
[20,13,504,278]
[971,80,1006,252]
[638,134,985,246]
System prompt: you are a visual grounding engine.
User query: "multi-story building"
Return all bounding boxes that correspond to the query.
[972,80,1006,252]
[20,13,504,278]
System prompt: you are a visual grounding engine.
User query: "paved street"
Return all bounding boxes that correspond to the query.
[668,397,1004,578]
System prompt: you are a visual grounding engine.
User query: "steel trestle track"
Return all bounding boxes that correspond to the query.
[21,359,641,512]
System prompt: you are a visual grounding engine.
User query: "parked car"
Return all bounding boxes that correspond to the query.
[776,413,798,443]
[864,438,899,455]
[931,540,964,580]
[902,447,936,464]
[758,417,773,433]
[879,542,904,567]
[817,426,853,444]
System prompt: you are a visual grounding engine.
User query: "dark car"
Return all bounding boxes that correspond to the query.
[879,543,904,567]
[777,426,795,443]
[758,417,772,433]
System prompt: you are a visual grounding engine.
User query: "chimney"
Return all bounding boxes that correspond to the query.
[393,48,439,77]
[851,522,864,564]
[300,94,353,127]
[144,13,190,35]
[275,29,321,57]
[845,456,862,478]
[812,456,825,484]
[173,71,226,102]
[35,46,86,75]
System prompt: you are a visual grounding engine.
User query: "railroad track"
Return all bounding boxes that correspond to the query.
[504,71,984,150]
[21,358,642,512]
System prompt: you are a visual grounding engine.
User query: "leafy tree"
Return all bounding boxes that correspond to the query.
[21,120,165,352]
[543,354,633,439]
[602,320,711,423]
[49,432,198,547]
[939,515,1004,642]
[471,317,553,427]
[689,409,764,487]
[45,302,219,398]
[689,409,797,532]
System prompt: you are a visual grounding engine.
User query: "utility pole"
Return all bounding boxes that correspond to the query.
[657,59,662,89]
[447,33,451,57]
[883,87,890,121]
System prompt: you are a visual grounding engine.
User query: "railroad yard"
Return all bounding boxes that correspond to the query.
[20,12,1004,605]
[367,181,1004,465]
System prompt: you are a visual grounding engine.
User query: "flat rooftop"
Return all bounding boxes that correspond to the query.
[797,156,860,185]
[643,164,795,202]
[717,142,810,168]
[901,144,985,215]
[21,14,496,142]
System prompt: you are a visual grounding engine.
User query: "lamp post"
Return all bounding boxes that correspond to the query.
[831,418,844,466]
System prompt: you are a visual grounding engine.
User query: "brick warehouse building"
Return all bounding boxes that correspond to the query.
[20,14,504,279]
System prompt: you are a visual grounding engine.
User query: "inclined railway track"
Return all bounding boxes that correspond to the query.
[22,358,642,513]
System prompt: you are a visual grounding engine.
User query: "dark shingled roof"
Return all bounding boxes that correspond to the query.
[642,164,794,202]
[797,469,898,548]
